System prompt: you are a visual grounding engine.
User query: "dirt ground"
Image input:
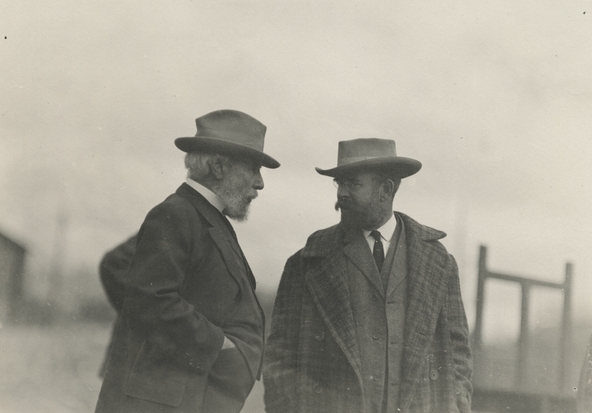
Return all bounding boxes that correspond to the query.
[0,322,265,413]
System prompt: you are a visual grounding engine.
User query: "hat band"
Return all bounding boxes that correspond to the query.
[338,156,393,166]
[196,127,264,151]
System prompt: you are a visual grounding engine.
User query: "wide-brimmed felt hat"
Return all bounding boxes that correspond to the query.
[175,109,280,169]
[315,138,421,178]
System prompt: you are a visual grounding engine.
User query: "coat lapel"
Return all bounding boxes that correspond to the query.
[396,212,451,410]
[301,225,364,387]
[176,184,249,289]
[385,218,408,298]
[207,228,250,288]
[343,227,385,296]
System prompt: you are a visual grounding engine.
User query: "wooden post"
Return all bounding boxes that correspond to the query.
[518,284,531,389]
[473,245,487,353]
[559,262,573,393]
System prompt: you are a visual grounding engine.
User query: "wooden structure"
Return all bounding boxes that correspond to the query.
[472,245,575,413]
[0,231,26,324]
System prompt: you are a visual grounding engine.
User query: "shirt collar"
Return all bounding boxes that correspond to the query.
[185,178,225,213]
[363,213,397,242]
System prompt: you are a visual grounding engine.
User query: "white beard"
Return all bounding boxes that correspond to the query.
[217,176,257,222]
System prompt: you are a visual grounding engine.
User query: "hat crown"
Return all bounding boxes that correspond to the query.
[195,110,267,152]
[174,109,280,168]
[337,138,397,166]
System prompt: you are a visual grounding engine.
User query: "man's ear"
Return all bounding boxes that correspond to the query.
[379,179,396,201]
[209,155,227,180]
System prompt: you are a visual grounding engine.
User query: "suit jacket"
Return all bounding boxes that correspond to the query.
[95,183,265,413]
[263,213,472,413]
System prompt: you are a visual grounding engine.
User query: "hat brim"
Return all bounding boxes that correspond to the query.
[315,157,421,178]
[175,136,280,169]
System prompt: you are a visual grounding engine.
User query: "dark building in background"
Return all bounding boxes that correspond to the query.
[0,230,26,324]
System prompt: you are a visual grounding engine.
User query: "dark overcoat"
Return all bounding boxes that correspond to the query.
[95,183,264,413]
[263,213,472,413]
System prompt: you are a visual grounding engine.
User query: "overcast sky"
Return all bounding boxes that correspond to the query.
[2,0,592,341]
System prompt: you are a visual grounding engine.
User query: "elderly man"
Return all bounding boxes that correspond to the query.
[263,138,472,413]
[95,109,279,413]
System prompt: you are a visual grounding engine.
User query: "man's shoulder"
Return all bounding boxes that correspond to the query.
[148,184,214,215]
[137,188,210,247]
[281,225,341,275]
[140,186,211,234]
[147,190,195,217]
[397,212,447,242]
[397,212,457,269]
[298,224,343,258]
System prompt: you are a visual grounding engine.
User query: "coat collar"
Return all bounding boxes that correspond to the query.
[176,183,227,229]
[301,212,446,258]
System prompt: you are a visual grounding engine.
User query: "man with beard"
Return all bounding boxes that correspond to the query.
[95,109,280,413]
[263,138,472,413]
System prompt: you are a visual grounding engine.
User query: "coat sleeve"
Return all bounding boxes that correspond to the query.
[445,256,473,412]
[99,234,138,313]
[121,200,225,374]
[263,251,306,413]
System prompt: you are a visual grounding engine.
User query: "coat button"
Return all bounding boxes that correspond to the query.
[455,387,462,395]
[429,370,439,380]
[313,383,323,393]
[372,333,379,340]
[315,332,325,341]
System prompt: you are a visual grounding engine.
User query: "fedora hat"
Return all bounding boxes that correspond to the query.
[175,109,280,169]
[315,138,421,178]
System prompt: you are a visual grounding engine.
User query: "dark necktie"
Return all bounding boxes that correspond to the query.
[370,230,384,272]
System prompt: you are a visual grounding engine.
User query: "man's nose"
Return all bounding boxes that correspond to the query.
[336,184,349,197]
[253,171,264,190]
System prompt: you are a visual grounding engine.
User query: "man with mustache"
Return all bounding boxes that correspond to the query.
[264,138,472,413]
[95,109,280,413]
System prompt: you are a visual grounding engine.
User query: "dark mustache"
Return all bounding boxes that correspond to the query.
[335,198,351,211]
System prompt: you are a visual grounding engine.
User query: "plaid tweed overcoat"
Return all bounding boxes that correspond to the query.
[263,213,472,413]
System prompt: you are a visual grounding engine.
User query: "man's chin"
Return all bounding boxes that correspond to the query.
[339,209,364,230]
[224,204,251,223]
